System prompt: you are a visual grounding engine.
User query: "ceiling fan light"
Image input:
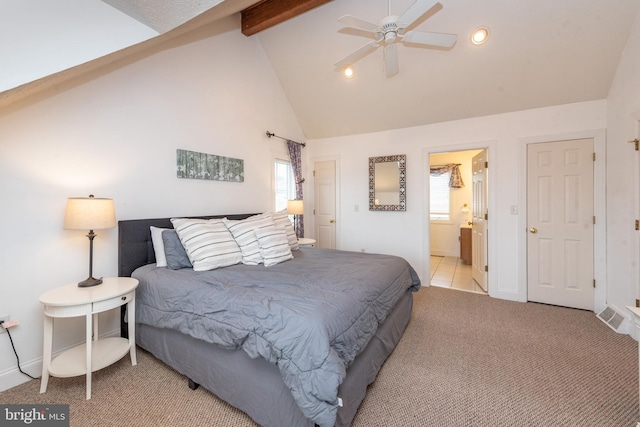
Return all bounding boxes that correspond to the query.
[471,27,489,45]
[343,66,355,79]
[384,32,396,44]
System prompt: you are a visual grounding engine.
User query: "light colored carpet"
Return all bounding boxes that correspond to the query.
[1,286,638,426]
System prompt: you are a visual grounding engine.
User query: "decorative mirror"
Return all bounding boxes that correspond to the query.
[369,154,406,211]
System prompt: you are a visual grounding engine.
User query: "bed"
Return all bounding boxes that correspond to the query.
[118,213,421,427]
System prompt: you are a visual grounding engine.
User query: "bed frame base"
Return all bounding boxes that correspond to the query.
[136,291,412,427]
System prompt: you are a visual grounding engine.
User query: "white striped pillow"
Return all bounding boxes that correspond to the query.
[223,215,275,265]
[170,218,242,271]
[255,226,293,267]
[269,210,300,250]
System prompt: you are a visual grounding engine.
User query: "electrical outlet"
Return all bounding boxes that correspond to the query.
[0,314,10,334]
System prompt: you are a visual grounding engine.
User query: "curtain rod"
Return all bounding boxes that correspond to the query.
[266,131,306,147]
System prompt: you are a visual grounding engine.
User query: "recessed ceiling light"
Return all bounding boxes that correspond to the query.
[471,27,490,45]
[343,66,355,79]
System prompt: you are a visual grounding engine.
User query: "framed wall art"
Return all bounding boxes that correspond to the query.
[176,149,244,182]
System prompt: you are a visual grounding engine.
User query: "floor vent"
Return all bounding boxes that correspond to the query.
[596,306,625,332]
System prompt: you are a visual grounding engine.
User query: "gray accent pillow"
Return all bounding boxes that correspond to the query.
[162,229,192,270]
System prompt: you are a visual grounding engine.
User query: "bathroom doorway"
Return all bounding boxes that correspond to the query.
[429,149,488,294]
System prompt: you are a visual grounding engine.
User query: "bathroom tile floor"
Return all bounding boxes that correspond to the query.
[430,256,487,295]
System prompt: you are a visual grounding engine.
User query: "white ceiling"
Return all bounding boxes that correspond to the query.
[2,0,639,140]
[101,0,225,33]
[255,0,640,139]
[0,0,159,92]
[0,0,258,106]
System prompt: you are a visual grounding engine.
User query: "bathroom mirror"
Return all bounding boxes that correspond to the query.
[369,154,406,211]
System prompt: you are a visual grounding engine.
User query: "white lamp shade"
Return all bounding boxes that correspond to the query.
[64,196,116,230]
[287,199,304,215]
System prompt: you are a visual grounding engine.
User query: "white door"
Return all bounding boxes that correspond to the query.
[527,139,594,310]
[471,150,488,291]
[314,160,336,249]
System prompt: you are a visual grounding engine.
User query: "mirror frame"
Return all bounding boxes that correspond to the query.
[369,154,406,211]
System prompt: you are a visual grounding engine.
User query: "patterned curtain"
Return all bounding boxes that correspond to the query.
[430,164,464,188]
[286,140,304,237]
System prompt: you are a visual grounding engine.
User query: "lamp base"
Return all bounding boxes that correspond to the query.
[78,277,103,287]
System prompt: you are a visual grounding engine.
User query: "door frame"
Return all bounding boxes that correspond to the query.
[518,129,606,312]
[635,120,640,315]
[422,140,497,298]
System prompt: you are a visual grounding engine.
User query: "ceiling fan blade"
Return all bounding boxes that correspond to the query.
[338,26,380,40]
[384,44,399,78]
[335,40,381,69]
[338,15,380,32]
[402,31,457,48]
[397,0,443,30]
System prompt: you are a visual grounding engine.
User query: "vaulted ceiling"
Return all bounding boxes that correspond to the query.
[2,0,639,139]
[256,0,640,138]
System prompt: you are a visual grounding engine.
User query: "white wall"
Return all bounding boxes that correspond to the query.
[305,101,607,304]
[606,8,640,335]
[0,14,305,390]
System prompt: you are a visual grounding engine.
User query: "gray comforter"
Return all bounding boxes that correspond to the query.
[133,247,421,427]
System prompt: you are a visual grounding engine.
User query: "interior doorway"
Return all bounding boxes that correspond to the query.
[429,149,488,294]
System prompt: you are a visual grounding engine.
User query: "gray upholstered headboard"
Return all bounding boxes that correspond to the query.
[117,213,258,278]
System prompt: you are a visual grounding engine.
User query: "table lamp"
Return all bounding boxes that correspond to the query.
[287,199,304,237]
[64,195,116,287]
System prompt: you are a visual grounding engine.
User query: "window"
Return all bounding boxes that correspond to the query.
[430,172,451,221]
[274,159,296,211]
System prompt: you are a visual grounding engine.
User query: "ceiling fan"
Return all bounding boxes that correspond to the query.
[335,0,457,78]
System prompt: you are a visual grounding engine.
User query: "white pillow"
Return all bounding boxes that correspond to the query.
[150,226,168,268]
[269,210,300,251]
[224,215,275,265]
[170,218,242,271]
[255,226,293,267]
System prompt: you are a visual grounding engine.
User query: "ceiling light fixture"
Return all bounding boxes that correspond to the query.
[471,27,490,45]
[343,66,355,79]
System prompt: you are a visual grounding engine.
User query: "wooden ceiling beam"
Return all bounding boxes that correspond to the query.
[241,0,333,36]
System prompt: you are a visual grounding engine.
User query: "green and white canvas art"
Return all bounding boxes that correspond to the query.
[176,149,244,182]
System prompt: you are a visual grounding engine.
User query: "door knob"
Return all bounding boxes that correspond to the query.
[330,219,335,223]
[529,227,538,234]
